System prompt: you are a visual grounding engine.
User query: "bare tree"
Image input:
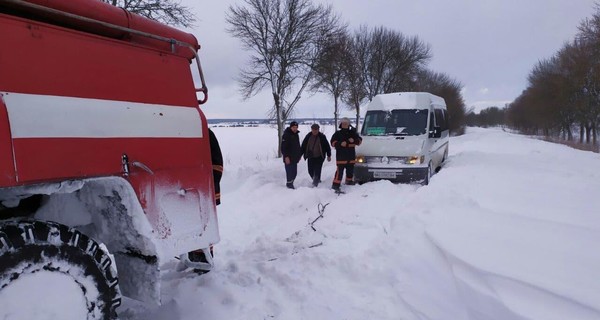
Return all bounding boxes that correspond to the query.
[509,3,600,143]
[311,30,351,129]
[226,0,342,157]
[576,8,600,144]
[101,0,195,27]
[358,26,432,101]
[413,69,467,134]
[509,4,600,143]
[341,31,369,132]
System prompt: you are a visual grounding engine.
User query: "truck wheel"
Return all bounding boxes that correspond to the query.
[0,220,121,319]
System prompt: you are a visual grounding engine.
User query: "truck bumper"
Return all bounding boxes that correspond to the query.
[354,165,428,183]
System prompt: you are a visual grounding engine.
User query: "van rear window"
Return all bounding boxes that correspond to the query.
[362,109,428,136]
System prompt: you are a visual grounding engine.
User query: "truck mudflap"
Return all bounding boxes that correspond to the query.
[77,177,219,303]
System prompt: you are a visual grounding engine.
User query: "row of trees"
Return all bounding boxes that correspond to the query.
[226,0,467,156]
[465,107,507,128]
[507,4,600,144]
[105,0,468,156]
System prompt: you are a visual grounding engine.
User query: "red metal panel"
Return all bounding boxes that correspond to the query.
[0,13,197,106]
[0,12,215,219]
[0,95,16,186]
[1,0,199,58]
[12,137,211,183]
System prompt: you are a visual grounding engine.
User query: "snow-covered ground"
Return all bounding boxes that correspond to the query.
[117,125,600,320]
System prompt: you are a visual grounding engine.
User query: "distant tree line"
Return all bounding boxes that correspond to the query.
[507,3,600,145]
[465,106,507,128]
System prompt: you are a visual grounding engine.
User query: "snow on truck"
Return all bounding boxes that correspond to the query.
[0,0,219,318]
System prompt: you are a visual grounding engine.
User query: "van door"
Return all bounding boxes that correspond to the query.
[428,109,443,167]
[433,108,448,163]
[0,93,16,187]
[426,110,437,166]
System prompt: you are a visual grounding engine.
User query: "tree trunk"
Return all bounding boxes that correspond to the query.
[355,104,361,132]
[580,124,584,143]
[585,125,592,144]
[275,94,283,158]
[333,96,339,130]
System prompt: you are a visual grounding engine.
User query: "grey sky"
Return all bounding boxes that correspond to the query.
[183,0,597,119]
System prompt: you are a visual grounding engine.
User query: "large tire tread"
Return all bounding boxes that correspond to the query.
[0,220,121,319]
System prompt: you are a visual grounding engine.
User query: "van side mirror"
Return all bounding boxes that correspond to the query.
[430,126,442,138]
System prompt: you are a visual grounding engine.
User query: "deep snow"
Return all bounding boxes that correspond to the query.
[2,125,599,320]
[120,125,600,320]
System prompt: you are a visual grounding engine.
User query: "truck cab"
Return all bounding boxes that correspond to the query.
[0,0,218,317]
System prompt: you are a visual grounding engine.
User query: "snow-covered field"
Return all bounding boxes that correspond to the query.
[118,125,600,320]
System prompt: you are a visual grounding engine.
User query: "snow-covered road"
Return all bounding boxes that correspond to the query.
[121,126,600,320]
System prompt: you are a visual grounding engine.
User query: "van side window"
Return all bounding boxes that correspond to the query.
[442,109,449,131]
[429,112,435,132]
[434,109,443,129]
[435,108,448,131]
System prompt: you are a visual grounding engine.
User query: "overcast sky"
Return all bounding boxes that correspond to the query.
[183,0,598,119]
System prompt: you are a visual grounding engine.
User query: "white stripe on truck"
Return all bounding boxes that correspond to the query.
[1,92,203,138]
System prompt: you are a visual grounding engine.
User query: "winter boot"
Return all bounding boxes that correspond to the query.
[286,182,295,189]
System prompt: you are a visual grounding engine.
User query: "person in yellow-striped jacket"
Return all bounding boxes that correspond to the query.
[330,118,362,192]
[208,128,223,205]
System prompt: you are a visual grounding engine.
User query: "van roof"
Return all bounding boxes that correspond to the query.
[367,92,446,111]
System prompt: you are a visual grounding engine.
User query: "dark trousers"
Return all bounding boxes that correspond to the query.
[285,162,298,185]
[307,157,325,184]
[332,161,355,188]
[213,170,222,205]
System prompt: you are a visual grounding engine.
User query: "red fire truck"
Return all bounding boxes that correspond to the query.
[0,0,219,318]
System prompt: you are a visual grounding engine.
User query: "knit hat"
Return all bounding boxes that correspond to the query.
[311,123,320,130]
[290,121,299,127]
[339,117,351,128]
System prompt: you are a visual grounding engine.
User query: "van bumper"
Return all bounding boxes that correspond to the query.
[354,165,428,183]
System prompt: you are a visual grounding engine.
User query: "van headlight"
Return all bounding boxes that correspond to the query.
[356,155,366,163]
[408,156,424,164]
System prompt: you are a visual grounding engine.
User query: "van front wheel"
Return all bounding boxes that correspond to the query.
[423,162,433,186]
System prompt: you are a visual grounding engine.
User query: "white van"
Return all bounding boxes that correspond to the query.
[354,92,449,185]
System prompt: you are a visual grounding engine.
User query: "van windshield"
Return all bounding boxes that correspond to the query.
[361,109,428,136]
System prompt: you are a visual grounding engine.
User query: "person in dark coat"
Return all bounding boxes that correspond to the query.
[330,117,362,191]
[281,121,302,189]
[301,123,331,187]
[208,128,223,205]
